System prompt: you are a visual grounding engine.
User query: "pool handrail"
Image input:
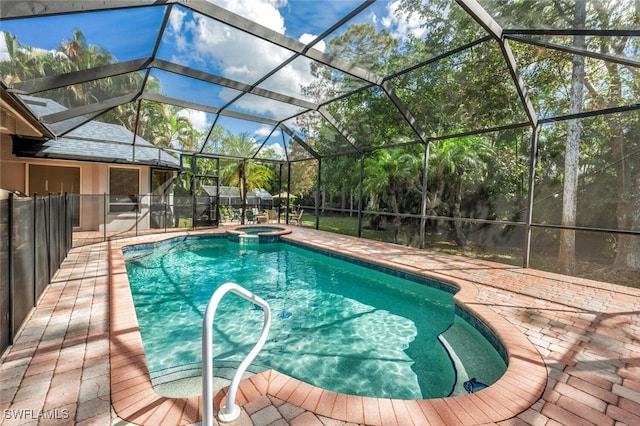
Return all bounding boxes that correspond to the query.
[202,282,272,425]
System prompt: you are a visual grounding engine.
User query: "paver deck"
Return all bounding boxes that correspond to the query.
[1,226,639,425]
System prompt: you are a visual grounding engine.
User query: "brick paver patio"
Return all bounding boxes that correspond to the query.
[1,226,639,425]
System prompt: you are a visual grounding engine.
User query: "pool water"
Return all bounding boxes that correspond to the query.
[124,237,506,399]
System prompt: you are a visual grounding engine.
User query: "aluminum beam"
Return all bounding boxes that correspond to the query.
[0,0,172,19]
[381,81,429,144]
[318,107,363,154]
[40,92,138,123]
[504,29,640,37]
[141,92,218,115]
[151,59,318,110]
[456,0,538,127]
[9,58,151,94]
[506,35,640,69]
[141,92,285,127]
[279,124,320,160]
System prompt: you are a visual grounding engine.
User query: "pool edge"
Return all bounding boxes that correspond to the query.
[110,229,547,425]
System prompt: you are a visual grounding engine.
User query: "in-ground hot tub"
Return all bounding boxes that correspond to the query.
[226,225,291,243]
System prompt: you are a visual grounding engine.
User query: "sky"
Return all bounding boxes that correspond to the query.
[0,0,424,155]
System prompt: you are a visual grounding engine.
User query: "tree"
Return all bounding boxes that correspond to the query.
[558,1,586,275]
[480,0,640,272]
[219,132,274,222]
[152,106,202,150]
[363,148,423,242]
[429,136,494,248]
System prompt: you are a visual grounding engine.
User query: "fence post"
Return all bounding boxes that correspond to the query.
[47,193,52,280]
[58,193,63,268]
[103,192,107,242]
[33,194,38,306]
[8,193,15,344]
[135,194,139,236]
[64,193,68,255]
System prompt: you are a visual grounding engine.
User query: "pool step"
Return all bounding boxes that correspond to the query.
[238,234,260,245]
[438,317,507,396]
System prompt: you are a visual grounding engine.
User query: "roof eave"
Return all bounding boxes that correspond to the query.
[1,86,55,138]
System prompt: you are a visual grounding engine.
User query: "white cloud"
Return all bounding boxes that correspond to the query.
[253,125,285,158]
[169,7,186,32]
[168,8,188,52]
[255,125,277,138]
[299,33,325,52]
[0,32,9,61]
[167,1,320,121]
[266,142,285,159]
[381,0,427,40]
[177,109,210,132]
[209,0,288,34]
[0,31,65,62]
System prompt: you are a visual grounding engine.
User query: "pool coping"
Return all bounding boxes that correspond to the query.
[109,228,547,425]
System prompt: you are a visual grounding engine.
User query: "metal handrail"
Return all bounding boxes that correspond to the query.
[202,282,272,425]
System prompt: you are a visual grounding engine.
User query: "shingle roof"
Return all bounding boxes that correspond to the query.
[13,96,181,169]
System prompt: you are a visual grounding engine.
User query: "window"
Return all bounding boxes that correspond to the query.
[109,167,139,213]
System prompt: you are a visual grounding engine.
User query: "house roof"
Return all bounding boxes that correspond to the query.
[12,96,181,169]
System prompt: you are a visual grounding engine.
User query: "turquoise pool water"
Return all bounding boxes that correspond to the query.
[124,236,506,399]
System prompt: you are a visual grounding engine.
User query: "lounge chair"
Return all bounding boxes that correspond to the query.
[266,209,278,223]
[228,207,241,222]
[291,209,304,225]
[246,210,257,223]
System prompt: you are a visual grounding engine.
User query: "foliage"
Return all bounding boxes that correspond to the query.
[2,2,639,272]
[218,132,274,190]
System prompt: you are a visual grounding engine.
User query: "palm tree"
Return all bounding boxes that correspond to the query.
[219,132,274,222]
[153,106,200,149]
[1,32,69,85]
[363,148,422,242]
[428,136,494,248]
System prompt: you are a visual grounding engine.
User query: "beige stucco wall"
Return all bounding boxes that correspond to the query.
[1,133,152,231]
[1,134,26,193]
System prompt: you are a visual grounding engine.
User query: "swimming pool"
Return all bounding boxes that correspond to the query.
[124,236,506,400]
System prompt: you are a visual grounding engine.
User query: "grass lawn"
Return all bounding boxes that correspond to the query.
[297,212,640,288]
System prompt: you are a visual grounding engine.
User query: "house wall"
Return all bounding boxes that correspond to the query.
[1,134,26,192]
[1,133,152,232]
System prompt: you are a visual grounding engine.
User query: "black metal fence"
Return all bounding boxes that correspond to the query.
[0,193,73,355]
[68,193,279,248]
[70,194,221,247]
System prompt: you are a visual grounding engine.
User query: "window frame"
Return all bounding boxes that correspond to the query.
[108,166,140,214]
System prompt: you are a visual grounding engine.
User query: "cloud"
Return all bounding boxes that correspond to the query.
[177,108,210,132]
[166,1,320,123]
[253,125,285,158]
[210,0,288,34]
[255,125,278,138]
[265,141,285,159]
[168,7,188,51]
[380,0,427,40]
[298,33,325,52]
[0,32,10,61]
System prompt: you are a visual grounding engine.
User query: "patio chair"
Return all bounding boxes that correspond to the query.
[266,209,278,223]
[291,209,304,225]
[228,207,241,222]
[246,209,257,224]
